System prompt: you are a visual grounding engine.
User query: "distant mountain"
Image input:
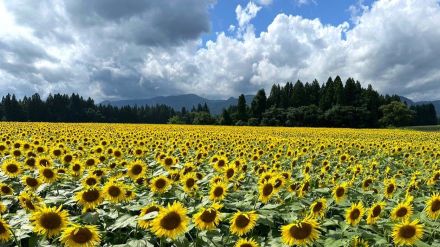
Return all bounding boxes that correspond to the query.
[100,94,255,115]
[399,96,440,115]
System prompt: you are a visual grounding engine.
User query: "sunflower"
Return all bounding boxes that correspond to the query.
[39,167,58,184]
[366,202,386,225]
[193,203,222,231]
[345,202,365,226]
[391,201,413,221]
[392,219,424,246]
[181,173,198,194]
[0,183,13,196]
[30,205,69,237]
[127,160,146,180]
[350,236,369,247]
[209,182,228,201]
[70,162,83,177]
[258,179,275,204]
[281,217,320,246]
[0,218,12,243]
[309,198,327,218]
[75,187,104,211]
[425,193,440,220]
[82,175,100,188]
[102,180,126,203]
[224,164,237,180]
[384,178,397,198]
[362,177,374,191]
[18,191,43,211]
[1,159,22,177]
[60,224,101,247]
[150,175,172,194]
[36,156,52,167]
[230,211,258,236]
[161,156,177,170]
[235,238,259,247]
[332,182,348,204]
[151,201,189,239]
[138,203,162,229]
[22,176,41,190]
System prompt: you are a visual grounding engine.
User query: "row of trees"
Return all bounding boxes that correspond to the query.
[0,93,176,123]
[0,76,437,127]
[219,76,437,127]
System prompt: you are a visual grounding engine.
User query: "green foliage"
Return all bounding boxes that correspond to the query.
[379,101,416,127]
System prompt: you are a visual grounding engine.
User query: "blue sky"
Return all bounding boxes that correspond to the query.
[204,0,375,43]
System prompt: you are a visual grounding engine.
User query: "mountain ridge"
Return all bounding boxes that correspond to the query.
[100,94,255,115]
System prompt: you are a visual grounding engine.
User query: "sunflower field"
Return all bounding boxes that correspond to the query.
[0,122,439,247]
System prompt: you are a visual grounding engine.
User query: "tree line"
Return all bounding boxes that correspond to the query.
[0,76,437,127]
[217,76,438,127]
[0,93,176,123]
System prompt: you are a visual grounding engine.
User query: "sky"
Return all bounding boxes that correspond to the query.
[1,0,440,102]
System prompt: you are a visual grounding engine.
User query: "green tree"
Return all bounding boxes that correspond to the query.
[379,101,415,127]
[237,94,248,122]
[250,89,267,120]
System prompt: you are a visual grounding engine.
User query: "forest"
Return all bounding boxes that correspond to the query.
[0,76,437,127]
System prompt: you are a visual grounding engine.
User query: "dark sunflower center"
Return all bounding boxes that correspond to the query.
[64,155,72,162]
[372,205,381,217]
[164,158,173,166]
[1,186,12,194]
[274,179,282,189]
[235,214,250,228]
[290,183,299,191]
[263,183,274,196]
[145,206,159,214]
[26,200,35,210]
[200,209,217,223]
[289,223,312,240]
[387,184,395,194]
[86,178,97,186]
[155,179,166,189]
[131,165,143,175]
[363,179,372,187]
[239,244,252,247]
[53,150,62,156]
[26,177,38,187]
[313,202,323,213]
[86,159,95,166]
[70,228,93,243]
[40,212,62,229]
[226,169,234,178]
[336,187,345,197]
[186,178,195,188]
[213,187,224,197]
[0,222,6,234]
[72,164,81,171]
[431,199,440,212]
[108,186,121,197]
[6,164,18,173]
[218,160,225,167]
[82,189,100,202]
[43,169,54,179]
[350,208,361,220]
[398,225,416,239]
[396,207,408,217]
[160,212,182,230]
[26,158,36,167]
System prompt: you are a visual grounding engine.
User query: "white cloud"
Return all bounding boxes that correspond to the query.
[235,2,262,28]
[1,0,440,102]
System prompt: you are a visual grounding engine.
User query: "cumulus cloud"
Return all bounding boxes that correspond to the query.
[235,2,262,28]
[1,0,440,101]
